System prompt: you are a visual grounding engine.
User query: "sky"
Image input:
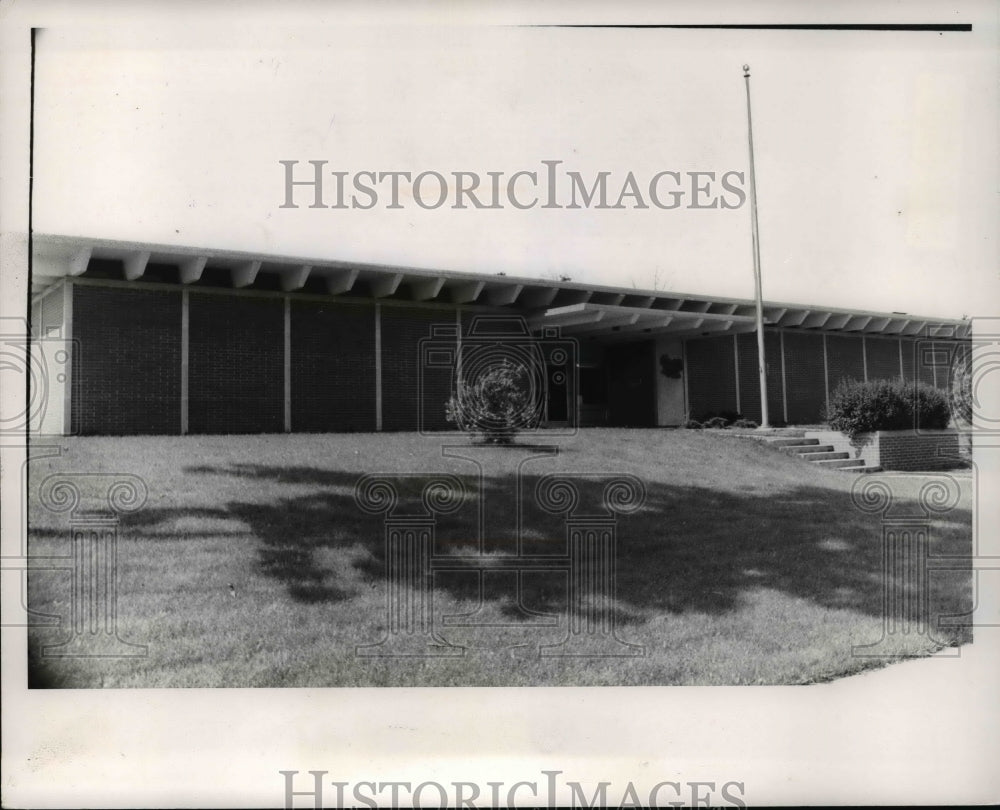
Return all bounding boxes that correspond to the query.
[31,17,998,320]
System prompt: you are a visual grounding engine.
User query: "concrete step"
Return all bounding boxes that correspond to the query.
[835,464,883,473]
[797,450,848,461]
[817,457,866,469]
[767,437,820,448]
[781,444,835,454]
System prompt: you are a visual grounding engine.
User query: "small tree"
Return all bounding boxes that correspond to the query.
[445,360,538,444]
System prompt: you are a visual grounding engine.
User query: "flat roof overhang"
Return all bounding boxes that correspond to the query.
[29,233,972,340]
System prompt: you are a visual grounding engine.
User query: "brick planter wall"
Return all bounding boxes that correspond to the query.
[804,428,961,471]
[875,429,961,471]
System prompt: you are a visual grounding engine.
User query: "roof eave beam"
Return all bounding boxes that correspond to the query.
[231,260,261,288]
[370,273,403,298]
[486,284,524,306]
[519,287,559,308]
[123,250,151,281]
[281,265,312,292]
[68,247,92,277]
[179,256,207,284]
[326,267,359,295]
[410,277,446,301]
[450,281,485,304]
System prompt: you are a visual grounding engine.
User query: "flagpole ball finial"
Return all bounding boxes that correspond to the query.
[742,64,751,77]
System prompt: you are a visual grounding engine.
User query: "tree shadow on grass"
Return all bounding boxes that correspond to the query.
[127,463,974,641]
[26,460,974,687]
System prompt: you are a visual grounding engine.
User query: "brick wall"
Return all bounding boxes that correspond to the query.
[735,331,783,424]
[382,305,458,432]
[865,336,902,381]
[290,299,376,432]
[686,335,737,420]
[781,331,826,423]
[804,428,962,470]
[188,293,283,434]
[825,333,865,395]
[910,339,937,388]
[71,284,182,435]
[876,430,960,471]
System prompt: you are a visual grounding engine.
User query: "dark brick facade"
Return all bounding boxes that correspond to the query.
[188,293,284,434]
[865,336,902,382]
[290,299,376,432]
[686,336,737,420]
[736,331,783,424]
[781,331,826,423]
[381,305,458,432]
[71,285,182,435]
[825,333,865,396]
[55,280,968,434]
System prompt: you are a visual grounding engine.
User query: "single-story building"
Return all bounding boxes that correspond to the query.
[29,233,971,436]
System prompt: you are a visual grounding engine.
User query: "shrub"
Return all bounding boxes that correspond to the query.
[684,419,704,430]
[827,378,951,439]
[445,360,538,444]
[732,418,759,429]
[692,410,743,426]
[702,416,730,429]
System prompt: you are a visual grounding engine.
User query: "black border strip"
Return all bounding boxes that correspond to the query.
[527,23,971,32]
[27,27,36,451]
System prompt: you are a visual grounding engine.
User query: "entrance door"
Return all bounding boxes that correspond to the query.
[544,350,572,426]
[606,341,656,426]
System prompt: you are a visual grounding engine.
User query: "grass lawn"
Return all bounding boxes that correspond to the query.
[26,428,973,687]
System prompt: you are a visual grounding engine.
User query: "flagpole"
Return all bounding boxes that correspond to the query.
[743,63,770,429]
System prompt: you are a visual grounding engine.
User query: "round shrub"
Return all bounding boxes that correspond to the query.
[827,378,951,439]
[684,419,704,430]
[445,360,538,444]
[732,418,759,429]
